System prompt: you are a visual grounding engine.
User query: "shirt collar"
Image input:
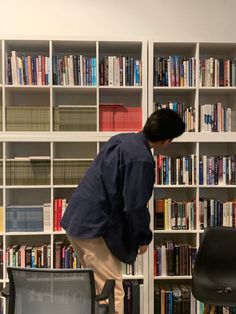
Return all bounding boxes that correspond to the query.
[137,131,152,153]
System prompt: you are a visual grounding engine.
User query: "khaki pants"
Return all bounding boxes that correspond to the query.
[68,236,124,314]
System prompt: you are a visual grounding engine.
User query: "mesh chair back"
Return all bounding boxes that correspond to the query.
[7,267,96,314]
[192,227,236,307]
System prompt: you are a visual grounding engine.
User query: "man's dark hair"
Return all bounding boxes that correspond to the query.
[143,108,185,142]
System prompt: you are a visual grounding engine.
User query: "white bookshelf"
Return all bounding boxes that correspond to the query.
[149,41,236,314]
[0,38,148,314]
[1,38,236,313]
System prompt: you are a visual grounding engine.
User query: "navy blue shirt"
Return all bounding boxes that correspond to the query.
[61,131,155,264]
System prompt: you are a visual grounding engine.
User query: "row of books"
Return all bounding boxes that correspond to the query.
[54,198,67,231]
[199,58,236,87]
[6,244,51,268]
[154,242,197,276]
[54,106,97,131]
[5,242,144,278]
[52,241,144,276]
[154,103,195,132]
[6,51,143,86]
[6,243,80,269]
[154,199,196,231]
[199,198,236,228]
[1,198,68,233]
[99,56,142,86]
[54,241,80,269]
[53,159,91,185]
[123,280,143,314]
[6,159,50,185]
[155,154,236,185]
[6,204,51,232]
[52,55,97,86]
[199,155,236,185]
[2,103,236,133]
[6,106,50,131]
[200,103,231,132]
[5,155,236,186]
[5,158,91,186]
[155,155,196,185]
[153,56,196,87]
[99,104,142,131]
[122,254,143,276]
[6,52,50,85]
[154,285,196,314]
[3,104,143,132]
[5,52,236,88]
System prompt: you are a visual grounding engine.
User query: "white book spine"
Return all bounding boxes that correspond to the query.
[161,245,167,276]
[43,203,51,232]
[108,56,114,86]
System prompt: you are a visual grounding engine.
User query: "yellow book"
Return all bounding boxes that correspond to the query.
[0,207,3,232]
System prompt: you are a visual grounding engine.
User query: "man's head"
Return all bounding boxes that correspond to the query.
[143,108,185,147]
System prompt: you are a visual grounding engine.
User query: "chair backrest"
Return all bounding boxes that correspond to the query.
[7,267,97,314]
[192,227,236,307]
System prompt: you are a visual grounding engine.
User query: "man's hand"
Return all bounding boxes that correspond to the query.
[138,245,148,254]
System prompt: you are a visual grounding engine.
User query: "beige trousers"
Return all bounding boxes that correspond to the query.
[68,236,124,314]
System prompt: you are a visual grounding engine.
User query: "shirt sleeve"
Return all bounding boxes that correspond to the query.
[122,160,155,246]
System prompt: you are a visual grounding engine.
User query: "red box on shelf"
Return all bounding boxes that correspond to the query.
[99,103,142,131]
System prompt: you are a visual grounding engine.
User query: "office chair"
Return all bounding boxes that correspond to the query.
[2,267,115,314]
[192,227,236,312]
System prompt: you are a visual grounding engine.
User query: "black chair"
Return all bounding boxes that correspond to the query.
[192,226,236,310]
[2,267,115,314]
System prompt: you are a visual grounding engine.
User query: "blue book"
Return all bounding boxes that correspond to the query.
[25,206,43,231]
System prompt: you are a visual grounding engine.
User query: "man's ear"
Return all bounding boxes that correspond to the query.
[162,139,171,147]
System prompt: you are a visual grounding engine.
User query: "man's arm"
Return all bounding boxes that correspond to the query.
[122,160,155,247]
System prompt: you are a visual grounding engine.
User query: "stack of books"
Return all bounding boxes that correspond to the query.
[6,204,51,232]
[54,105,97,131]
[99,103,142,131]
[6,157,50,185]
[53,159,92,185]
[6,106,50,131]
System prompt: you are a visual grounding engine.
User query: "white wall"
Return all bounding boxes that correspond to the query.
[0,0,235,42]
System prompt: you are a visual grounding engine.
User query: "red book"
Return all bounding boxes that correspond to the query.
[53,199,58,231]
[57,198,62,231]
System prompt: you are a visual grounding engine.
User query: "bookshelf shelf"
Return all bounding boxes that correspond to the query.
[154,276,192,280]
[199,87,236,91]
[53,185,77,188]
[52,85,97,90]
[5,185,51,189]
[154,184,198,188]
[199,185,236,188]
[153,230,198,234]
[5,85,51,89]
[153,87,196,91]
[122,275,144,280]
[99,86,143,90]
[5,232,50,236]
[53,231,66,235]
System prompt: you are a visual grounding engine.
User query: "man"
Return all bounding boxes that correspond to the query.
[61,108,185,314]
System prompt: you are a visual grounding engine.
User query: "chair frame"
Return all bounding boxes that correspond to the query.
[192,226,236,311]
[2,267,115,314]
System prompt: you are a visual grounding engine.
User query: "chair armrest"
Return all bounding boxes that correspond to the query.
[1,284,9,298]
[95,279,115,302]
[95,279,115,314]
